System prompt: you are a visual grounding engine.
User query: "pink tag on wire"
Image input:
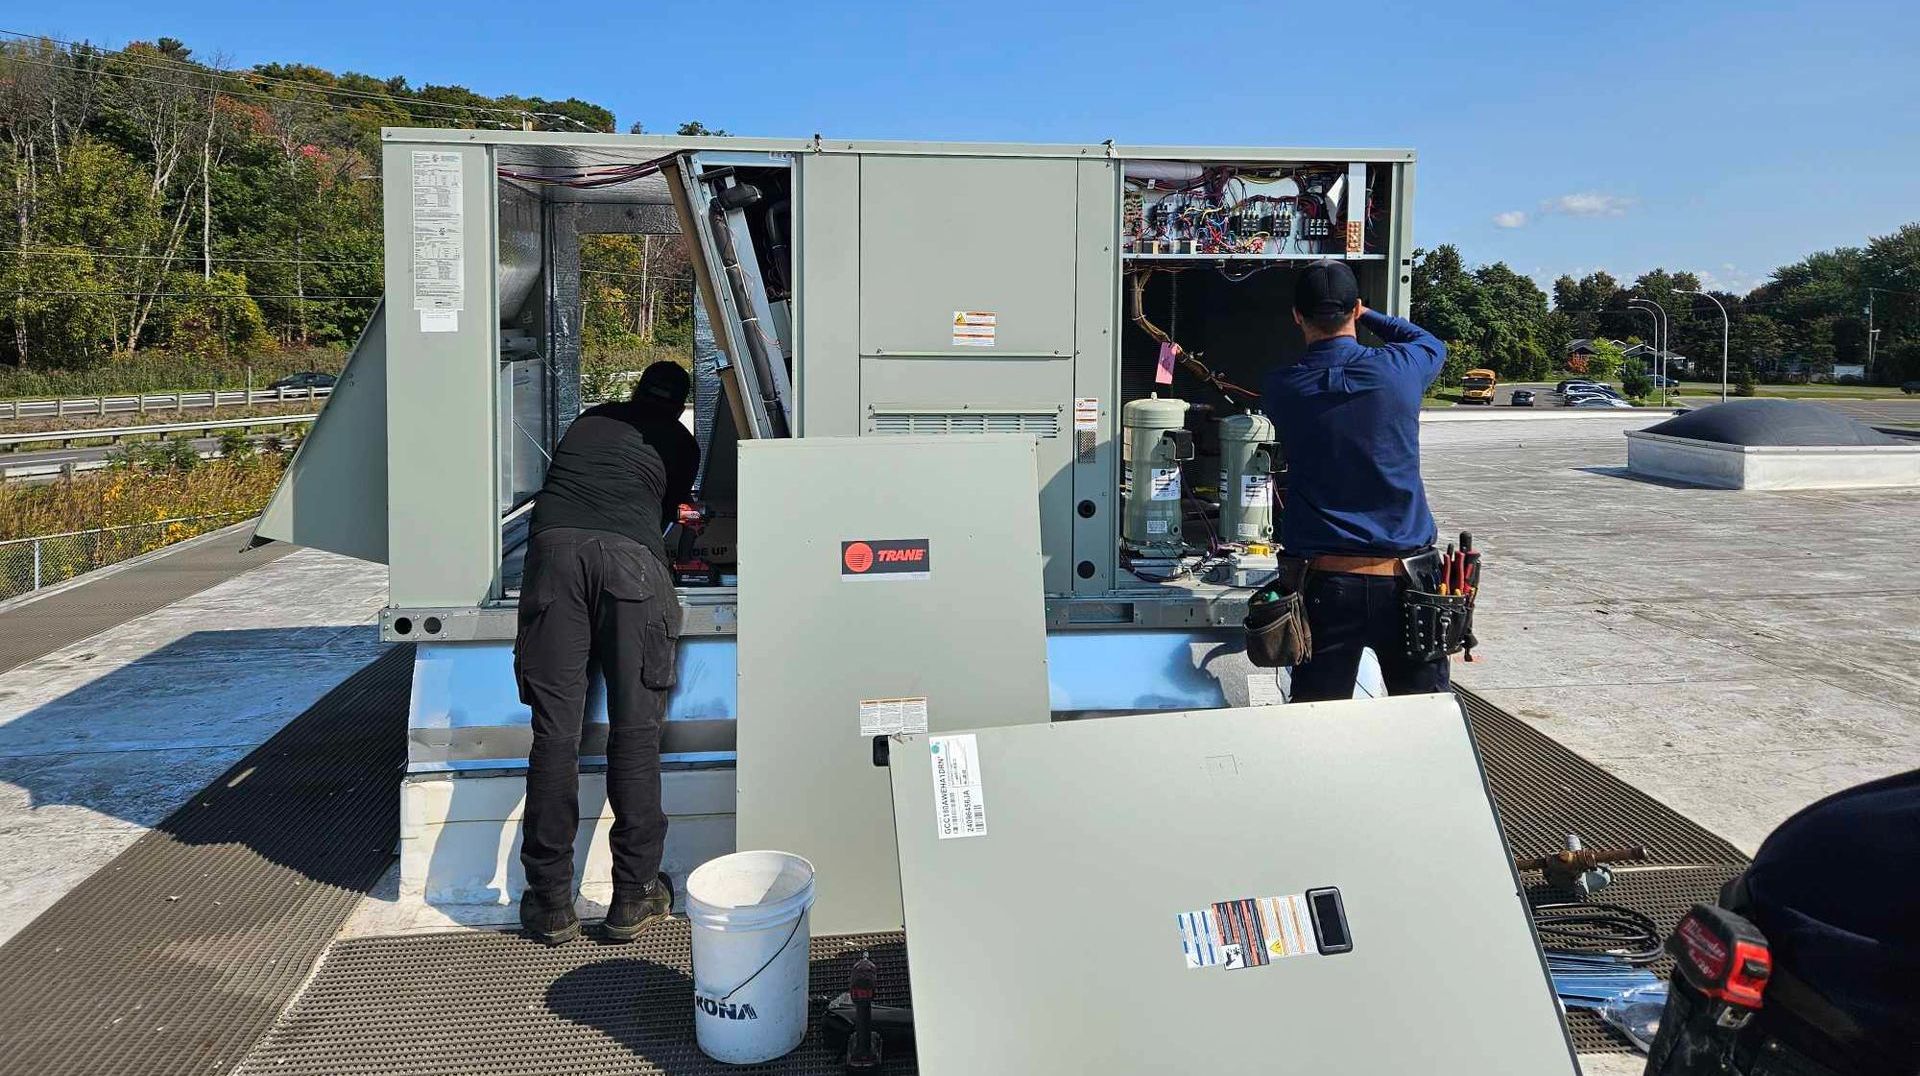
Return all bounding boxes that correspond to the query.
[1156,342,1177,385]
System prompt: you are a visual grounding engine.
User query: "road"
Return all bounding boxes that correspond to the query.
[1474,382,1920,426]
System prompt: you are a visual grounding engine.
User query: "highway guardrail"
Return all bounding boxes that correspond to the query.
[0,385,331,421]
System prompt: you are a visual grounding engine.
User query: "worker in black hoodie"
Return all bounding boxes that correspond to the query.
[515,361,698,944]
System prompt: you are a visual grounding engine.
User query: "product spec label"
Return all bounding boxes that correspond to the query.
[410,151,464,331]
[929,734,987,840]
[1149,467,1181,501]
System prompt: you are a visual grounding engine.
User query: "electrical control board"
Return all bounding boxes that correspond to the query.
[1122,161,1374,260]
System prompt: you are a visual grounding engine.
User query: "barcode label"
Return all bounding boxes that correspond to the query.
[929,734,987,839]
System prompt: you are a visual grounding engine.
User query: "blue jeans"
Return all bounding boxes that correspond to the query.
[1288,571,1451,702]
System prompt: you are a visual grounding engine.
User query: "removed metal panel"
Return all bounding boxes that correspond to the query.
[737,435,1050,935]
[887,694,1579,1076]
[252,302,389,563]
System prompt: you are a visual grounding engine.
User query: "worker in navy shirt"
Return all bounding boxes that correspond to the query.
[1261,260,1449,702]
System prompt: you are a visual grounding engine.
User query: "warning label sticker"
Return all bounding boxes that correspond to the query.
[1149,467,1181,501]
[859,696,929,737]
[1176,893,1318,970]
[1073,397,1100,433]
[952,310,996,348]
[841,538,931,581]
[929,734,987,839]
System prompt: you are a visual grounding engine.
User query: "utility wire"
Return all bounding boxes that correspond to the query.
[0,247,379,266]
[0,28,569,126]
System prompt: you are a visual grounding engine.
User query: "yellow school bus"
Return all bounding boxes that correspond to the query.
[1461,368,1498,404]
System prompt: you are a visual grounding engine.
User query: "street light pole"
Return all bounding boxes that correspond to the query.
[1629,297,1669,404]
[1628,306,1660,401]
[1682,290,1730,402]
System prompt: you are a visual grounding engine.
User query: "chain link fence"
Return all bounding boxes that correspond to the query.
[0,512,254,603]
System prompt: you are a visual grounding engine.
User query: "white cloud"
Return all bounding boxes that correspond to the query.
[1492,210,1530,229]
[1542,192,1635,217]
[1698,265,1764,295]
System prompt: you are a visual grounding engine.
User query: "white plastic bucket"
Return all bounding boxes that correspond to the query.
[684,851,817,1064]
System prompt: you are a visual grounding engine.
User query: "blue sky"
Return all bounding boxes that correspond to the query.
[22,1,1919,296]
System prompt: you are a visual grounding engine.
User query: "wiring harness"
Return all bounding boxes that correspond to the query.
[1531,900,1664,965]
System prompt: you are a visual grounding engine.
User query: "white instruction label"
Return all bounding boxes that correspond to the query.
[410,151,464,315]
[952,310,996,348]
[419,309,459,333]
[859,696,929,737]
[1246,672,1286,706]
[1149,467,1181,501]
[929,734,987,839]
[1146,519,1170,536]
[1241,473,1270,507]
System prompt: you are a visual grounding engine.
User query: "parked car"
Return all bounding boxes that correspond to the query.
[1572,397,1634,409]
[268,371,337,391]
[1649,374,1679,389]
[1903,381,1920,395]
[1563,390,1620,407]
[1555,379,1597,394]
[1510,389,1536,407]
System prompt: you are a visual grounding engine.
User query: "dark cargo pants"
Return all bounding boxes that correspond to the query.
[515,527,681,897]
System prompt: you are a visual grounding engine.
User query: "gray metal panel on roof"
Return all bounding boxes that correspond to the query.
[736,435,1050,935]
[253,303,389,563]
[887,695,1579,1076]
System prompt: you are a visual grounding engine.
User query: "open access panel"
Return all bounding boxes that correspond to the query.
[887,694,1579,1076]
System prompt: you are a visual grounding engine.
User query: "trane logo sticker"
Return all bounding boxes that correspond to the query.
[841,539,932,581]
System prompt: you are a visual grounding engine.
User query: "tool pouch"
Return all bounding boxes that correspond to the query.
[1245,559,1312,669]
[1400,587,1474,664]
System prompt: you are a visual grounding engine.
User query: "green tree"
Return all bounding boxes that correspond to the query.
[1584,338,1626,381]
[1620,358,1651,401]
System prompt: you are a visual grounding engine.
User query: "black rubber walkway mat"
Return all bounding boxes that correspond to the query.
[1460,687,1750,867]
[0,524,290,675]
[0,645,409,1076]
[238,920,912,1076]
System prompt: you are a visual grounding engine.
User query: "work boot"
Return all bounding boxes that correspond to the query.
[602,873,674,943]
[520,888,580,945]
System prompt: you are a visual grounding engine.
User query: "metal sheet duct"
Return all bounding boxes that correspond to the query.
[497,187,542,325]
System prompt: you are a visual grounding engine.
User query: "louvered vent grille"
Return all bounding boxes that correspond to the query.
[868,410,1061,437]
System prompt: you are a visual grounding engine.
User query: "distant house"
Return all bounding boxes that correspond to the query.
[1621,342,1691,376]
[1829,363,1867,383]
[1565,339,1617,362]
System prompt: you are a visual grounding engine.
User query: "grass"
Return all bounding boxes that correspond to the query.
[0,451,287,541]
